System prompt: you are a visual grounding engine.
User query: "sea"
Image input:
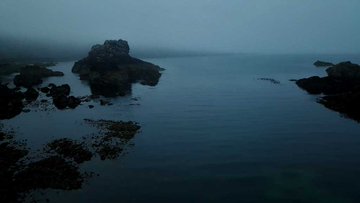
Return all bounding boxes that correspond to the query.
[3,53,360,203]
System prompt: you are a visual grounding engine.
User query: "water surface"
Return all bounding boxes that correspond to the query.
[4,54,360,202]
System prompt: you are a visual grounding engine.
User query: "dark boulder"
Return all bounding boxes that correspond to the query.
[24,88,39,102]
[67,96,81,109]
[49,84,70,98]
[53,95,69,110]
[72,39,163,97]
[40,87,50,93]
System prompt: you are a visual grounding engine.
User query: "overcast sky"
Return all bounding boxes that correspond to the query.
[0,0,359,54]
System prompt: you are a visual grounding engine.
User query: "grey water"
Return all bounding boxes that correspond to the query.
[4,54,360,202]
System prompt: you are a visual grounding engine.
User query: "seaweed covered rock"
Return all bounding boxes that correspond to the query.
[13,65,64,88]
[72,39,163,97]
[46,139,92,164]
[296,61,360,122]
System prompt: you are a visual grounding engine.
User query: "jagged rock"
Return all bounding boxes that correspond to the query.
[13,65,64,88]
[314,60,334,67]
[72,39,163,97]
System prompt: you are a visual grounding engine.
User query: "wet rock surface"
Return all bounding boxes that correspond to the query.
[72,39,163,97]
[0,118,141,202]
[296,61,360,121]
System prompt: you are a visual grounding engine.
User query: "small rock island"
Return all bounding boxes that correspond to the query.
[72,39,163,97]
[296,61,360,121]
[313,60,334,67]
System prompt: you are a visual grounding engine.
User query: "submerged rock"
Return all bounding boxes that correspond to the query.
[313,60,334,67]
[13,65,64,88]
[258,78,280,84]
[296,61,360,122]
[46,139,92,164]
[72,39,163,97]
[0,117,141,202]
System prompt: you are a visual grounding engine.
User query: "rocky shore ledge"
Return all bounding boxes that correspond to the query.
[72,39,164,97]
[296,61,360,121]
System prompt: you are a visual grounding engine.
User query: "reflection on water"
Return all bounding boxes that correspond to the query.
[2,54,360,202]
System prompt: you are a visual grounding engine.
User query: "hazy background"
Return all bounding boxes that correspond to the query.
[0,0,359,60]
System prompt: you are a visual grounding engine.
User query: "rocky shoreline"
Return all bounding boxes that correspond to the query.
[0,119,140,202]
[0,39,164,202]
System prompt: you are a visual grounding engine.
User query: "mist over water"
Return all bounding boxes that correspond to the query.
[1,1,360,202]
[1,0,360,59]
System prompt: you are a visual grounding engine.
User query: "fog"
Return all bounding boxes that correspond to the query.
[0,0,360,59]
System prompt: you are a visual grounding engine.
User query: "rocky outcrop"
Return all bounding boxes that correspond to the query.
[326,61,360,78]
[13,65,64,88]
[48,84,81,109]
[72,39,163,97]
[296,61,360,121]
[313,60,334,67]
[0,82,82,120]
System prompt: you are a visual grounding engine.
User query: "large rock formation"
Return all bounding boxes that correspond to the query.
[72,39,163,97]
[296,61,360,121]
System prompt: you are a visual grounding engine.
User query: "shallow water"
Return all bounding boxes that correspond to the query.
[3,54,360,202]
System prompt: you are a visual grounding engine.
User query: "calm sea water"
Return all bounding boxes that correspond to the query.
[4,54,360,202]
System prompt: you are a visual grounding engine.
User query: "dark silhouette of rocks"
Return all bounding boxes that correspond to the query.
[13,65,64,88]
[0,84,24,119]
[0,83,82,120]
[326,61,360,78]
[313,60,334,67]
[296,61,360,121]
[24,88,39,102]
[258,78,280,84]
[49,84,81,110]
[72,39,163,97]
[0,118,141,202]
